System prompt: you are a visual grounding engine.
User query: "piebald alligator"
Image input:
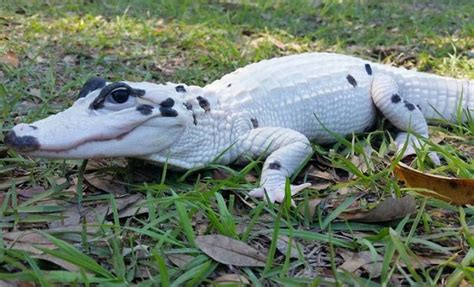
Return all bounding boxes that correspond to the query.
[5,53,473,202]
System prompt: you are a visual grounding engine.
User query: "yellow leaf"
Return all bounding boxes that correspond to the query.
[394,162,474,205]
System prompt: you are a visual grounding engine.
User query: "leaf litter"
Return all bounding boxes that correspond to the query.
[195,234,267,267]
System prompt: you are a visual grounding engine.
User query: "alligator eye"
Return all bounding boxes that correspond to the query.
[108,87,130,104]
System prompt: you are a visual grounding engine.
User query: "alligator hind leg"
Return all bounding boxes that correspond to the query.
[371,74,440,164]
[239,127,313,203]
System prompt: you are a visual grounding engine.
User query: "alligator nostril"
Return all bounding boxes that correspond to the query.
[4,130,40,152]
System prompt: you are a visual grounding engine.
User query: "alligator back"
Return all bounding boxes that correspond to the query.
[205,53,472,141]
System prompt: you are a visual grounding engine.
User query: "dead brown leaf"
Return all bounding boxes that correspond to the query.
[309,169,339,181]
[195,234,266,267]
[49,194,144,228]
[271,235,300,259]
[307,181,332,191]
[117,198,149,218]
[299,197,322,218]
[338,195,416,223]
[18,186,45,199]
[84,173,127,195]
[212,168,231,180]
[0,51,20,67]
[168,254,194,269]
[33,254,82,272]
[3,231,56,254]
[394,162,474,205]
[339,251,383,278]
[213,274,250,286]
[0,176,30,190]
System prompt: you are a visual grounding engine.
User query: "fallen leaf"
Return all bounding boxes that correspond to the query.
[308,181,332,191]
[310,169,338,181]
[0,176,30,190]
[270,235,300,259]
[18,186,45,199]
[213,168,231,180]
[168,254,194,269]
[33,254,82,272]
[338,195,416,223]
[3,231,56,254]
[195,234,266,267]
[394,162,474,205]
[0,280,18,287]
[299,197,322,218]
[49,194,143,228]
[84,173,127,195]
[62,55,77,66]
[117,199,149,218]
[0,51,20,67]
[27,88,41,98]
[213,274,250,286]
[339,251,383,278]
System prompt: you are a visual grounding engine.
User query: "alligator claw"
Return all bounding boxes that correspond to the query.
[249,182,311,204]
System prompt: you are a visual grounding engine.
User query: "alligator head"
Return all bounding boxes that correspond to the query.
[5,77,196,159]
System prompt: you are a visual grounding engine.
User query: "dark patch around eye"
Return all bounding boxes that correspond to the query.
[78,76,106,98]
[175,85,186,93]
[227,83,232,88]
[160,98,175,108]
[365,64,372,75]
[196,96,210,112]
[346,74,357,87]
[89,82,144,110]
[29,125,38,130]
[137,104,154,115]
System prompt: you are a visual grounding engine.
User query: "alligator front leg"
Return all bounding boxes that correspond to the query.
[240,127,313,203]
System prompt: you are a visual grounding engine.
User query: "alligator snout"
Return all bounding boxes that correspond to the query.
[4,130,40,152]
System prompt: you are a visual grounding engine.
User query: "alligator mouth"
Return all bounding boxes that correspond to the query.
[4,131,40,153]
[5,129,132,154]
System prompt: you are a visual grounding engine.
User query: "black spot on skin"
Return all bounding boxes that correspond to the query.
[391,94,401,103]
[175,85,186,93]
[404,101,415,111]
[227,83,232,88]
[29,125,37,130]
[251,118,259,128]
[160,107,178,117]
[365,64,372,75]
[416,104,422,111]
[136,104,154,115]
[197,96,210,112]
[160,98,174,108]
[4,131,40,152]
[183,102,192,110]
[346,74,357,87]
[183,102,197,125]
[268,161,281,170]
[90,82,145,110]
[78,76,106,98]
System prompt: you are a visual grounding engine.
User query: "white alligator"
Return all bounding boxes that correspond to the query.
[5,53,473,202]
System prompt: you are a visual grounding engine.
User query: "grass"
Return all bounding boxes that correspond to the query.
[0,0,473,285]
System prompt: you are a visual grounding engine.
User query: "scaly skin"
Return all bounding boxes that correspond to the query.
[5,53,473,203]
